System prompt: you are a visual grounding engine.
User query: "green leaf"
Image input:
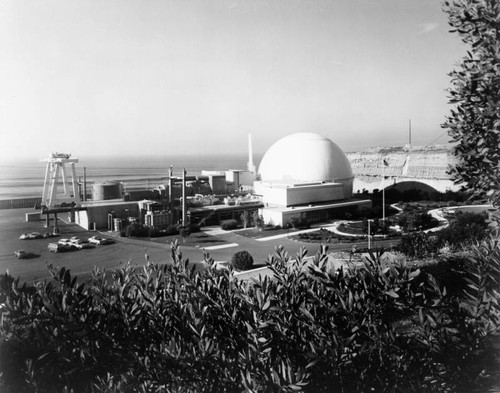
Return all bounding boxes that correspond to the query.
[385,290,399,298]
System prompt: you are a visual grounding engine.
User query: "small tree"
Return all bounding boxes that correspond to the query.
[252,212,264,231]
[289,215,301,229]
[240,210,251,229]
[177,225,190,243]
[231,250,254,270]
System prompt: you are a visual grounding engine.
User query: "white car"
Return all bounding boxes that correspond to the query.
[88,236,109,245]
[58,238,72,246]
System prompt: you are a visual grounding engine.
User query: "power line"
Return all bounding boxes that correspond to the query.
[425,130,449,147]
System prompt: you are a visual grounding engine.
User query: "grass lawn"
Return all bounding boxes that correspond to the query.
[290,228,361,244]
[236,226,302,239]
[129,231,227,248]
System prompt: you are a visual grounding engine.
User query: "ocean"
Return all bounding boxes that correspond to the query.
[0,153,259,200]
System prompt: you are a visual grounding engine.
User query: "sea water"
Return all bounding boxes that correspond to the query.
[0,153,258,200]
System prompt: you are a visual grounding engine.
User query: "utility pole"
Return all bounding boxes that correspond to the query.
[367,219,373,250]
[83,167,87,201]
[409,118,412,146]
[181,168,187,227]
[382,159,388,221]
[168,165,174,224]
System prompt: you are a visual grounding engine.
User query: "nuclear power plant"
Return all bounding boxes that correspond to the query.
[36,133,377,232]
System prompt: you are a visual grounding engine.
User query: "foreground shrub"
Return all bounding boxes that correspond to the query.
[398,232,439,259]
[437,211,489,250]
[0,239,499,392]
[231,250,254,270]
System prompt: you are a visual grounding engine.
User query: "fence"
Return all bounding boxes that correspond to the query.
[0,197,42,210]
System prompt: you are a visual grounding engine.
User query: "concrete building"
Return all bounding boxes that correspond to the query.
[74,200,139,230]
[254,133,371,226]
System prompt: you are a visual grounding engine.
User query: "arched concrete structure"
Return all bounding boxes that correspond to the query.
[385,181,439,194]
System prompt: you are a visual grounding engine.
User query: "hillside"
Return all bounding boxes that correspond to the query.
[347,145,459,193]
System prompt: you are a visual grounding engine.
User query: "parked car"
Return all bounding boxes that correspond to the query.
[70,236,89,245]
[14,250,28,259]
[88,236,110,245]
[48,243,62,252]
[58,238,72,246]
[20,232,43,240]
[48,243,76,252]
[77,243,94,249]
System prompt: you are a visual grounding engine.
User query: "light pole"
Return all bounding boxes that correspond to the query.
[367,219,373,250]
[382,159,388,221]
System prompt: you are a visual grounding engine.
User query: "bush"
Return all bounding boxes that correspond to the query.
[148,227,160,238]
[177,225,191,242]
[437,212,488,249]
[231,250,254,270]
[125,222,148,237]
[1,242,499,392]
[398,232,439,259]
[188,223,201,233]
[165,224,179,236]
[289,214,310,229]
[419,255,468,297]
[397,212,439,233]
[220,219,238,230]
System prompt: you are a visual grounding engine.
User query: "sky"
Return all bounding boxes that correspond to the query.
[0,0,466,161]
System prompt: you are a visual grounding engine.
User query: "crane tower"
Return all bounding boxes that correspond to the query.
[42,152,81,208]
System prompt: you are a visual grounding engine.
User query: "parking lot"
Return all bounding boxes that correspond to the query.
[0,208,183,283]
[0,208,329,285]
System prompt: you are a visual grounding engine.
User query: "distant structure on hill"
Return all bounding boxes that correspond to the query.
[347,144,459,193]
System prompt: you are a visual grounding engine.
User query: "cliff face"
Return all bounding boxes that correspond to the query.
[346,145,459,193]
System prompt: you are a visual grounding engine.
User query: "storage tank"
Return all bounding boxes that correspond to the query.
[92,182,122,200]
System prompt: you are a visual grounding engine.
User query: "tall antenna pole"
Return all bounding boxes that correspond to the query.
[83,167,87,201]
[409,119,412,146]
[182,168,187,227]
[168,165,174,224]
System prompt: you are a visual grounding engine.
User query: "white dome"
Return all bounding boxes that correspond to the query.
[258,133,353,183]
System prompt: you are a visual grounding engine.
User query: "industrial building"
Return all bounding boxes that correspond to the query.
[254,133,371,226]
[38,133,370,232]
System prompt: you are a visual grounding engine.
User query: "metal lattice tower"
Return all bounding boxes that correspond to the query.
[42,153,81,208]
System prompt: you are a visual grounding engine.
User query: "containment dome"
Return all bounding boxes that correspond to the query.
[258,133,353,183]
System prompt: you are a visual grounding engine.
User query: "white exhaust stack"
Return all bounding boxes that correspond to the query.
[247,133,256,173]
